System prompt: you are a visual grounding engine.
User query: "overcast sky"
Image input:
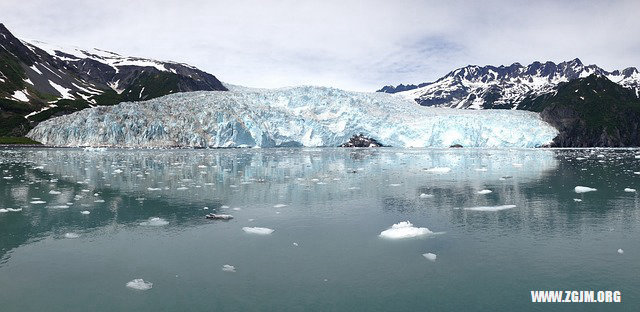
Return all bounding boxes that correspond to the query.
[2,0,639,91]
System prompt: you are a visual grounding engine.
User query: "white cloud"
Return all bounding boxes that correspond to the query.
[2,0,639,91]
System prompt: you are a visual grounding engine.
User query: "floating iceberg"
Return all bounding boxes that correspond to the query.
[139,217,169,226]
[27,86,558,148]
[422,252,437,261]
[574,186,597,193]
[64,232,80,239]
[126,279,153,290]
[242,227,274,235]
[222,264,236,272]
[463,205,516,211]
[379,221,433,239]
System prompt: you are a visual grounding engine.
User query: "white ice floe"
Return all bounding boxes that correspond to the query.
[419,193,434,199]
[139,217,169,226]
[618,249,624,254]
[126,279,153,290]
[624,188,636,193]
[147,187,162,191]
[94,199,105,203]
[64,232,80,239]
[425,167,451,174]
[242,227,274,235]
[574,198,582,202]
[30,200,47,204]
[0,208,21,212]
[422,253,437,262]
[463,205,516,212]
[379,221,433,239]
[48,190,61,195]
[293,242,299,247]
[477,189,492,195]
[222,265,236,272]
[81,210,90,215]
[48,205,69,209]
[474,168,488,172]
[574,186,597,193]
[273,204,287,208]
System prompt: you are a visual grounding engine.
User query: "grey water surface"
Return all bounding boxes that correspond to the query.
[0,148,638,311]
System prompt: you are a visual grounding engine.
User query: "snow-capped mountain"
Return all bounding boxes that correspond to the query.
[379,59,640,109]
[0,23,226,136]
[27,86,558,148]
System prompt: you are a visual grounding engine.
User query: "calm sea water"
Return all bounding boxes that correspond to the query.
[0,147,638,311]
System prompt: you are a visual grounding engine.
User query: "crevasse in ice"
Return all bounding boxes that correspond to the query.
[27,86,558,148]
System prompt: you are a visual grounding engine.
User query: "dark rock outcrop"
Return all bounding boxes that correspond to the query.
[340,134,383,147]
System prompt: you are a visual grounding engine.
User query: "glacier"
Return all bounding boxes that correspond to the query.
[27,86,558,148]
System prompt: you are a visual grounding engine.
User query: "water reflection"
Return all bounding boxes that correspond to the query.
[3,147,639,264]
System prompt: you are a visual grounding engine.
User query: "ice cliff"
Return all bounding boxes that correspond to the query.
[27,86,558,148]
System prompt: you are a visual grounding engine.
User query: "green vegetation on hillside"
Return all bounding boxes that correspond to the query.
[519,74,640,146]
[0,136,41,145]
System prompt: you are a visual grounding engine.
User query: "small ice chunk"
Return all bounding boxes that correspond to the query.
[425,167,451,174]
[221,205,230,209]
[293,242,299,247]
[126,279,153,290]
[176,187,189,190]
[624,188,636,193]
[147,187,162,191]
[419,193,434,198]
[203,207,209,210]
[7,208,22,212]
[618,249,624,254]
[477,189,492,195]
[64,232,80,239]
[81,210,90,215]
[30,200,47,204]
[422,252,437,261]
[273,204,287,208]
[49,190,61,195]
[48,205,69,209]
[139,217,169,226]
[379,221,432,239]
[512,163,524,167]
[389,183,401,187]
[222,264,236,272]
[464,205,516,212]
[573,198,582,202]
[574,186,597,193]
[94,199,105,203]
[474,168,488,172]
[242,227,274,235]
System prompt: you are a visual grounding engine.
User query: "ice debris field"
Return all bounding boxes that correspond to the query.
[27,86,558,148]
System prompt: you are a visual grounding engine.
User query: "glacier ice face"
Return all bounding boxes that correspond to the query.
[27,86,558,148]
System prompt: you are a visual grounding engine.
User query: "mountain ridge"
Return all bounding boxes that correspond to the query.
[378,58,640,109]
[0,23,227,136]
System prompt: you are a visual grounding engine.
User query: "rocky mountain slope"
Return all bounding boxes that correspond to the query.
[521,74,640,147]
[379,59,640,109]
[0,23,226,136]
